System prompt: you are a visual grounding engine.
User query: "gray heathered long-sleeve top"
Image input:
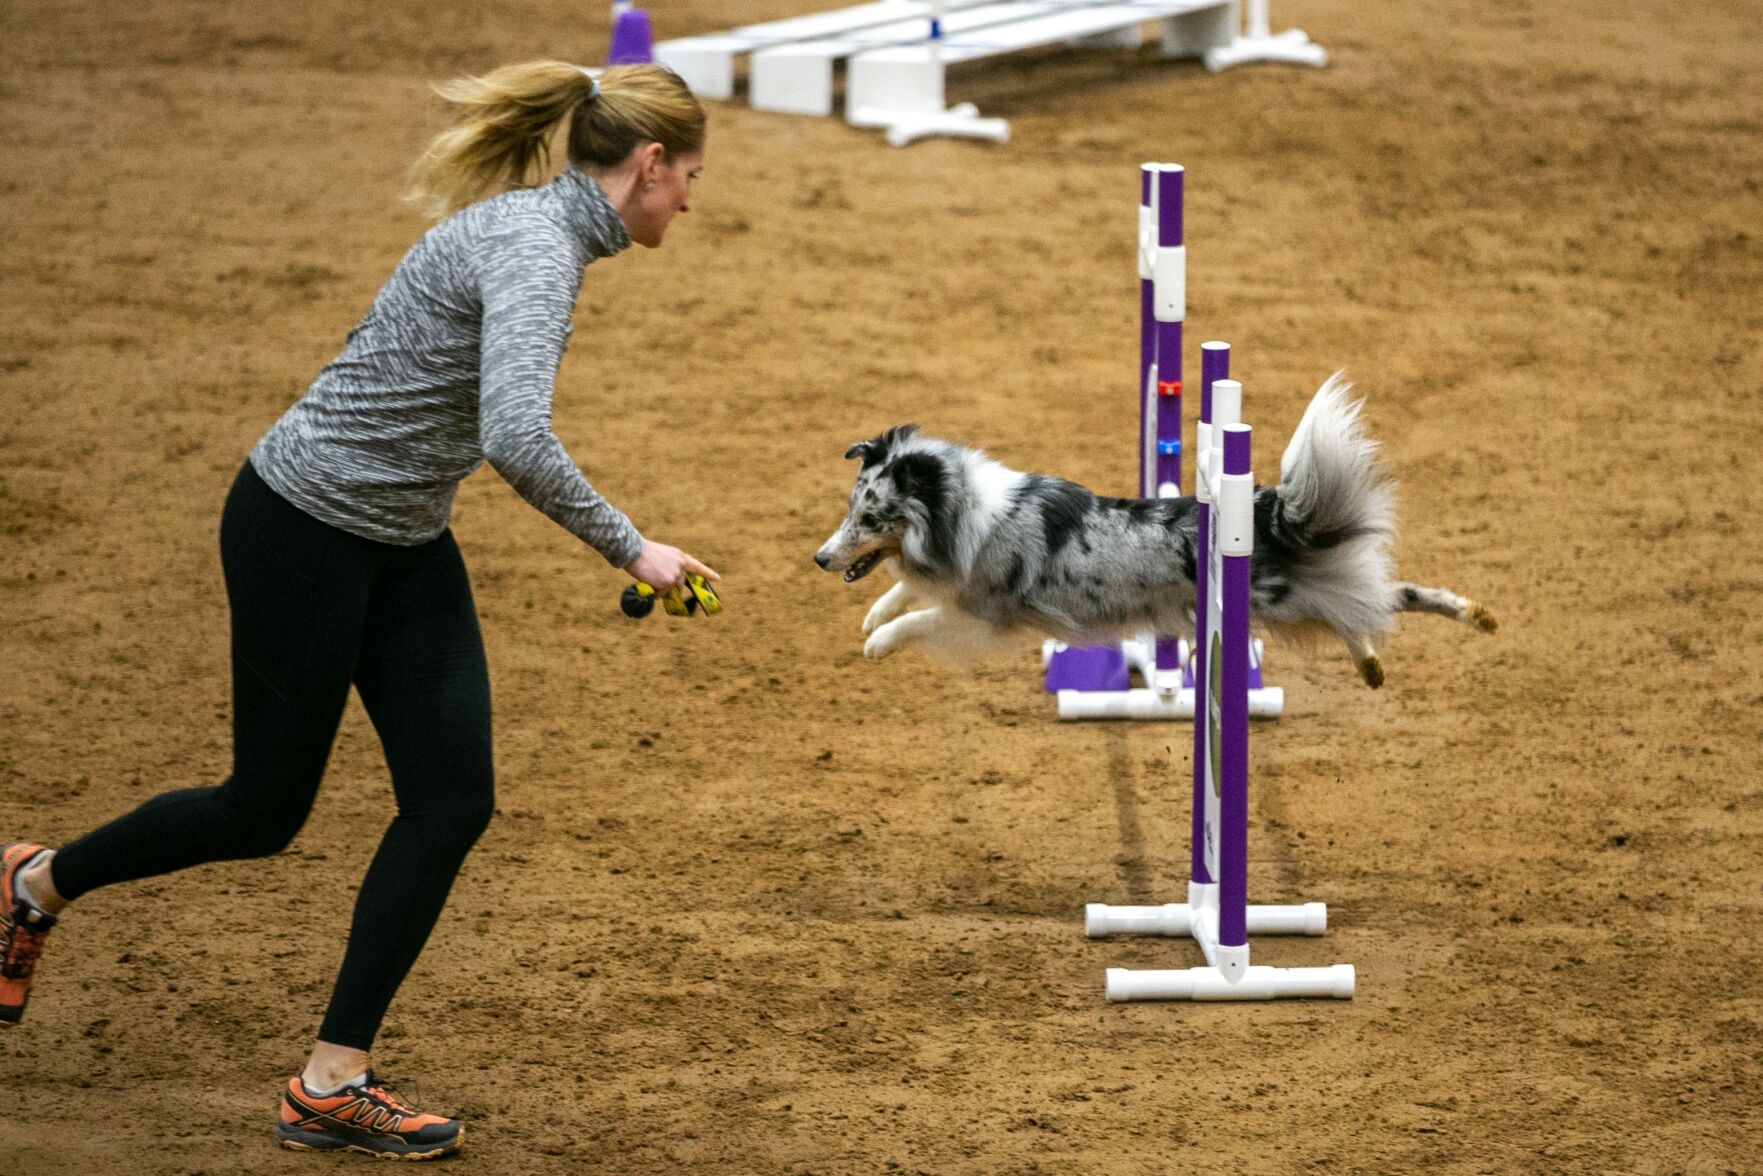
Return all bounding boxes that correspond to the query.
[250,166,644,567]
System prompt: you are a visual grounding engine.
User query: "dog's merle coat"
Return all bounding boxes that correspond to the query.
[816,376,1496,686]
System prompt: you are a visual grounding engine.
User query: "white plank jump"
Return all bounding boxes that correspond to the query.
[655,0,1326,146]
[750,1,1085,116]
[654,0,1000,100]
[846,0,1233,117]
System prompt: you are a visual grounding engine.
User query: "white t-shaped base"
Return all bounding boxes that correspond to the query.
[848,103,1009,147]
[1204,27,1328,71]
[1088,881,1355,1002]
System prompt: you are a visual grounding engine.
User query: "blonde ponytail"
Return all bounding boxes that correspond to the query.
[405,61,705,221]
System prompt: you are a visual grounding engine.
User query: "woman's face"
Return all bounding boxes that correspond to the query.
[626,147,704,248]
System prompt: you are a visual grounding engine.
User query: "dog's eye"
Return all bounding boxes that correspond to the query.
[861,513,880,529]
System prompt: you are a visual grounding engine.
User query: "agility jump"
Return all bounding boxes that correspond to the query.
[1044,163,1284,721]
[655,0,1328,145]
[1085,361,1355,1002]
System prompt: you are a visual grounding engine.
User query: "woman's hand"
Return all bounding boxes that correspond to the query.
[624,539,720,592]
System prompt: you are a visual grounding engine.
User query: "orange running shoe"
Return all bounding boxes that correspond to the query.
[277,1072,462,1160]
[2,842,57,1026]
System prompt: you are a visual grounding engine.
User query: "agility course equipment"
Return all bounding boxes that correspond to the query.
[1043,163,1284,721]
[654,1,1328,145]
[821,0,1013,145]
[1085,366,1354,1002]
[1202,0,1328,70]
[607,2,657,64]
[656,0,996,101]
[844,0,1234,141]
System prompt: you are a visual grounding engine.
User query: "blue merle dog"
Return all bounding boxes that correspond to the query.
[815,375,1496,686]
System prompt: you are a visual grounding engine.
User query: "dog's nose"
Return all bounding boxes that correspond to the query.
[814,553,830,569]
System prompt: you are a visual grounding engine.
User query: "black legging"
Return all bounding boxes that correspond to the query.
[49,460,494,1050]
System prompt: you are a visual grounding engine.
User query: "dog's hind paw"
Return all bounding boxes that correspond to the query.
[1358,655,1385,689]
[1467,601,1498,633]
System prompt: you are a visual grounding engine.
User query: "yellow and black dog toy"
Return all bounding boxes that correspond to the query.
[620,573,722,620]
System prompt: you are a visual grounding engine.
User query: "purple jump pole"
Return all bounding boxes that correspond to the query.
[1191,340,1229,886]
[1046,164,1164,696]
[1152,165,1183,497]
[1139,166,1155,498]
[1150,164,1185,677]
[1217,422,1254,951]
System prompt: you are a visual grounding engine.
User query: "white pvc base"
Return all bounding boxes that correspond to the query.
[848,103,1010,147]
[1086,900,1326,938]
[1203,27,1328,71]
[1088,881,1354,1002]
[1043,637,1285,721]
[1106,962,1355,1001]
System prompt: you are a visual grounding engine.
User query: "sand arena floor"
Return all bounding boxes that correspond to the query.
[2,1,1760,1172]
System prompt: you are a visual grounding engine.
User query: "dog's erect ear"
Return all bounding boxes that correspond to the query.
[844,425,919,468]
[888,452,943,500]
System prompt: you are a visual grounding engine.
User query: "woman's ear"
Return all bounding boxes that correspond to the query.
[638,141,666,184]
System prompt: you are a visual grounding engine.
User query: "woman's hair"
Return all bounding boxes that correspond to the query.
[404,61,706,220]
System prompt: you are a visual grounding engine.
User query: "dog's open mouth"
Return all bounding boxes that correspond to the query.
[843,551,882,583]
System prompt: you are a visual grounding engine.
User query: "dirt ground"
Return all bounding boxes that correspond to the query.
[2,0,1760,1172]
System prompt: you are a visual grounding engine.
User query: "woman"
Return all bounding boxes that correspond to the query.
[0,60,715,1160]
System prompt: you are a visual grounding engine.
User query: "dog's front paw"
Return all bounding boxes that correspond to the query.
[863,628,900,660]
[862,584,908,635]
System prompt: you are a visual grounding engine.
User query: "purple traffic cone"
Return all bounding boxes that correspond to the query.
[607,3,654,65]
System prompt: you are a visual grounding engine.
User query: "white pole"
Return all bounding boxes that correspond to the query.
[1246,0,1271,39]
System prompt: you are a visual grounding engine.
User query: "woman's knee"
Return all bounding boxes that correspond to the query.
[411,771,495,850]
[452,773,496,842]
[209,781,313,858]
[226,806,309,859]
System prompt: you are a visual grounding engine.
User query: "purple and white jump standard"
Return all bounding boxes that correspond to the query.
[1084,386,1355,1002]
[1043,163,1282,722]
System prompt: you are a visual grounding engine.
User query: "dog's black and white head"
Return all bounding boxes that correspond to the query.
[815,424,956,582]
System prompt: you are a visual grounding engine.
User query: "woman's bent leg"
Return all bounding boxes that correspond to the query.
[316,530,494,1050]
[49,463,370,900]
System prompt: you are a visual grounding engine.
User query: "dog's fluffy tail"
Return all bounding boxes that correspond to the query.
[1268,373,1399,639]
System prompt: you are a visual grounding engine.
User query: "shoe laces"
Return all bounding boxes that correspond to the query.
[361,1071,424,1115]
[2,906,51,979]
